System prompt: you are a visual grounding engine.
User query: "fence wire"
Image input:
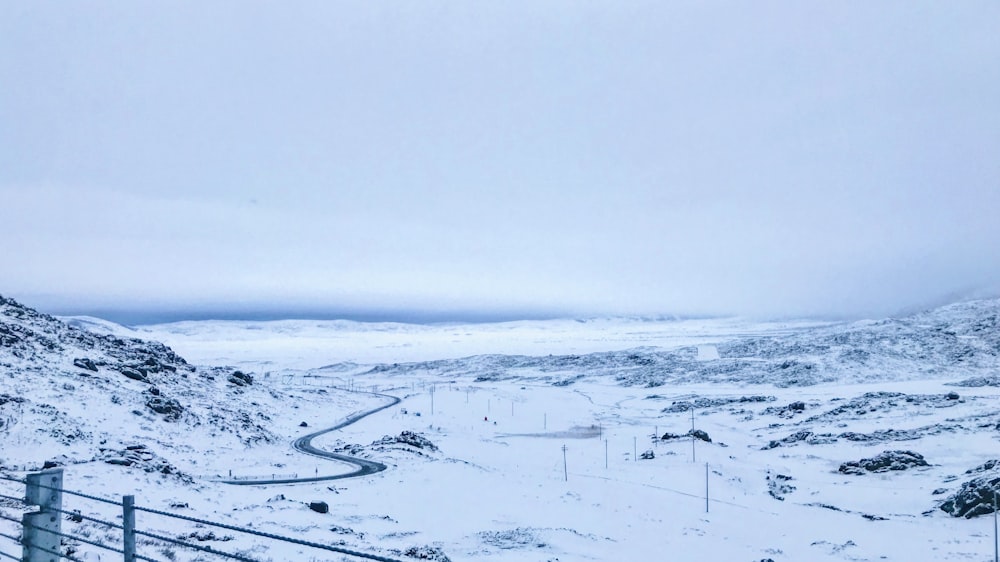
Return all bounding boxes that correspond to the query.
[0,549,19,561]
[22,540,86,562]
[0,531,19,545]
[11,479,119,507]
[3,472,407,562]
[135,528,262,562]
[136,505,404,562]
[60,528,126,556]
[0,491,25,503]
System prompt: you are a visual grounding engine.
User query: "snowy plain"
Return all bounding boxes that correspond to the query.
[3,301,1000,561]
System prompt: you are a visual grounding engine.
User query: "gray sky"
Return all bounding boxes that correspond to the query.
[2,1,999,322]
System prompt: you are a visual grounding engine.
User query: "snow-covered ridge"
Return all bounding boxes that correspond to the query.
[315,299,1000,388]
[0,294,309,472]
[133,314,835,367]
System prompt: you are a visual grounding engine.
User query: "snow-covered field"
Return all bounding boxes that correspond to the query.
[3,297,1000,561]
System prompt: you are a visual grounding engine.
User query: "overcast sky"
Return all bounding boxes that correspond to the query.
[2,2,999,322]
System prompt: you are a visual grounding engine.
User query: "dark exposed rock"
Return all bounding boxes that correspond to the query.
[837,426,953,443]
[72,357,98,372]
[0,394,26,406]
[762,401,807,419]
[401,545,451,561]
[640,449,655,460]
[374,431,438,451]
[839,450,929,475]
[42,459,63,469]
[766,424,959,449]
[309,501,329,514]
[98,444,191,482]
[661,429,711,442]
[966,460,1000,475]
[120,367,148,382]
[662,395,775,413]
[940,475,1000,518]
[806,392,965,426]
[145,396,183,421]
[689,429,711,442]
[949,375,1000,387]
[228,370,253,386]
[767,473,796,500]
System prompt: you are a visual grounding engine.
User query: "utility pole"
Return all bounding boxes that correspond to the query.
[430,385,435,416]
[691,408,696,463]
[994,491,998,562]
[705,462,710,513]
[605,439,608,469]
[633,436,637,462]
[562,445,568,482]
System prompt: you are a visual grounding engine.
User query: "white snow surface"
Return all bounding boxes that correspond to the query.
[2,297,1000,561]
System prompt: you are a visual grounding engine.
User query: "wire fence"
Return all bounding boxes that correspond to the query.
[0,472,406,562]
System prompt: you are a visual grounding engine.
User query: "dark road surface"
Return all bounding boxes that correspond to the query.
[222,393,402,486]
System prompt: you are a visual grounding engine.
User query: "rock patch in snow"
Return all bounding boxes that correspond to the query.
[839,450,929,475]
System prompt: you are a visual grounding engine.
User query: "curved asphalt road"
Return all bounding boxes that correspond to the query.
[222,393,402,486]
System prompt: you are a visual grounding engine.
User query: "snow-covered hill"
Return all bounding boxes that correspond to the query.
[0,294,348,474]
[329,299,1000,388]
[2,295,1000,561]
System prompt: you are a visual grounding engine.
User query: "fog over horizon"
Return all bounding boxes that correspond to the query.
[3,2,999,324]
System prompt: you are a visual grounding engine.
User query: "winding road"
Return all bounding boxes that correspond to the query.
[221,392,402,486]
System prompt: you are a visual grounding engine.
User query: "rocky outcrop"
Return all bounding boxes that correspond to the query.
[400,545,451,562]
[73,357,98,372]
[761,401,807,418]
[374,431,438,451]
[839,450,929,475]
[121,367,148,382]
[98,444,191,482]
[940,474,1000,518]
[145,396,184,421]
[767,473,795,500]
[661,429,711,442]
[227,370,253,386]
[661,395,775,413]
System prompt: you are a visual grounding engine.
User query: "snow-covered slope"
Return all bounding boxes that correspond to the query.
[2,296,1000,561]
[0,294,342,472]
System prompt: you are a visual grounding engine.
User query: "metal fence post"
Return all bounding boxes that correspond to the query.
[122,495,136,562]
[22,468,63,562]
